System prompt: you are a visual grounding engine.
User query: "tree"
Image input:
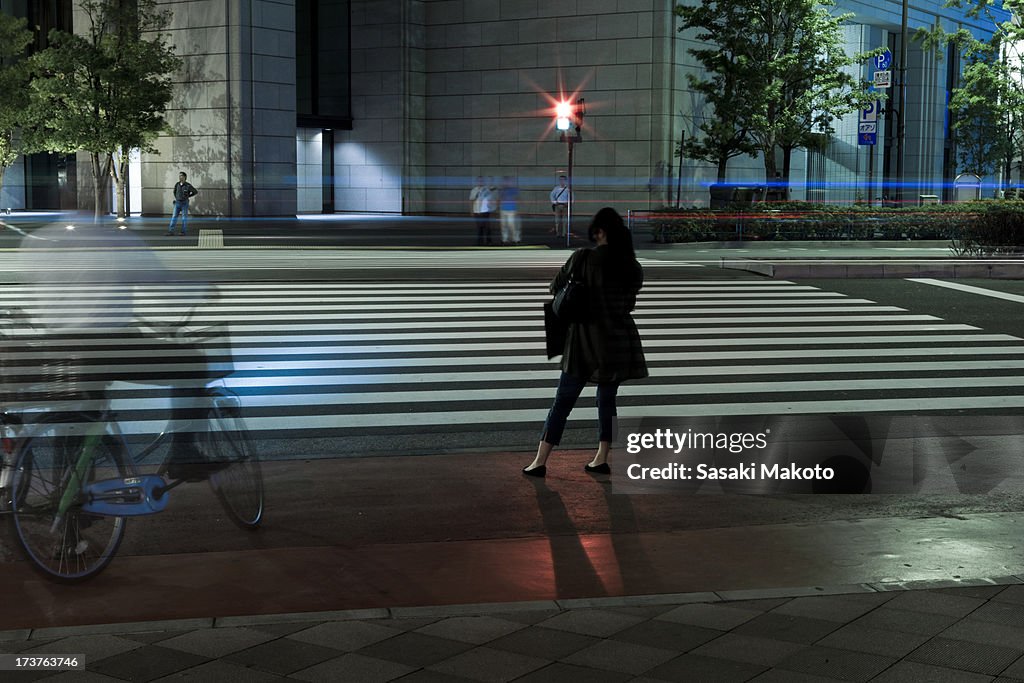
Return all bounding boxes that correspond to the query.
[675,2,759,182]
[920,1,1024,189]
[741,0,878,190]
[0,13,36,204]
[30,0,180,219]
[676,0,879,194]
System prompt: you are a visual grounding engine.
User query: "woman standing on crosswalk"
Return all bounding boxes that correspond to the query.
[523,207,648,477]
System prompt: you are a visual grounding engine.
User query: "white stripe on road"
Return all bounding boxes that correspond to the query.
[908,278,1024,304]
[1,344,1017,376]
[3,334,1016,361]
[29,394,1024,435]
[13,375,1024,413]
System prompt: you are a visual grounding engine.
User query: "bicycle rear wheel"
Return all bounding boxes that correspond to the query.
[205,407,263,529]
[9,423,127,583]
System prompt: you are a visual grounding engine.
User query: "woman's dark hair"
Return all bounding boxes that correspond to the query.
[588,207,636,262]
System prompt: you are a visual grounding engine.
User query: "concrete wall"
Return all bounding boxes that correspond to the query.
[332,0,408,213]
[141,0,297,217]
[418,0,671,217]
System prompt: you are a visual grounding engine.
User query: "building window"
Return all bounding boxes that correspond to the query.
[296,0,352,129]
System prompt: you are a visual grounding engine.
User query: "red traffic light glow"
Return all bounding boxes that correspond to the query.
[555,100,573,119]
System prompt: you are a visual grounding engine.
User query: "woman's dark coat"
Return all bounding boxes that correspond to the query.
[550,246,648,384]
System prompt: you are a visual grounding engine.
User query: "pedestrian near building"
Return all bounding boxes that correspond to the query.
[469,175,494,245]
[550,175,571,237]
[166,172,198,236]
[523,207,648,477]
[499,176,521,246]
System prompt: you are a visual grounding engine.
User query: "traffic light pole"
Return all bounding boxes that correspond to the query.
[566,138,574,248]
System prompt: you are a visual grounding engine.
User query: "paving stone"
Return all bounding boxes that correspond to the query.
[691,633,807,666]
[774,645,896,682]
[90,644,209,682]
[158,627,277,658]
[816,622,930,658]
[645,653,767,682]
[23,634,143,663]
[36,672,125,683]
[769,596,878,623]
[654,603,761,631]
[392,670,477,682]
[870,660,996,683]
[0,639,59,654]
[427,645,549,682]
[290,653,415,683]
[608,619,719,652]
[535,609,644,638]
[355,631,474,668]
[513,662,631,682]
[414,616,526,645]
[369,618,442,632]
[149,659,286,682]
[732,613,842,644]
[288,620,404,651]
[850,608,959,636]
[120,631,189,645]
[223,638,342,675]
[562,638,677,675]
[485,625,600,660]
[935,585,1009,600]
[747,671,850,682]
[972,602,1024,628]
[884,591,987,618]
[248,622,322,638]
[0,630,32,643]
[994,585,1024,606]
[907,637,1022,676]
[940,618,1024,650]
[720,598,791,612]
[600,604,679,619]
[487,610,562,626]
[1000,654,1024,680]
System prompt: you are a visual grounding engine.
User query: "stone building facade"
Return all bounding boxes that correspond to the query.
[0,0,1004,215]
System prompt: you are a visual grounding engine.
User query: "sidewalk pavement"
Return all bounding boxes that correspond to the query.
[1,451,1023,681]
[4,579,1024,681]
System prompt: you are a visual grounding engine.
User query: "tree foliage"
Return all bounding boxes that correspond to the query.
[676,0,879,191]
[675,1,759,182]
[919,0,1024,187]
[0,13,36,199]
[30,0,180,218]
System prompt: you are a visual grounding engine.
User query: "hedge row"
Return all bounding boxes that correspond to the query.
[642,201,1024,255]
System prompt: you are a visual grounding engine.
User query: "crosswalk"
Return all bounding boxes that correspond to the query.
[0,248,700,274]
[3,279,1024,455]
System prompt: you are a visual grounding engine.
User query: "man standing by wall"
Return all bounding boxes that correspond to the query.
[167,172,198,236]
[550,175,571,237]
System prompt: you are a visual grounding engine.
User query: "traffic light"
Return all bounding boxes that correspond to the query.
[554,98,585,141]
[555,100,572,131]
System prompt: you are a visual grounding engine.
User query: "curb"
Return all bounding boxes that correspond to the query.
[721,258,1024,279]
[4,575,1022,642]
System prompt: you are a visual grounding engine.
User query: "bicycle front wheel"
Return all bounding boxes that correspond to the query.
[9,423,127,583]
[205,408,263,529]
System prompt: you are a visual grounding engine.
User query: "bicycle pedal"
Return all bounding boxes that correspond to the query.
[81,475,169,516]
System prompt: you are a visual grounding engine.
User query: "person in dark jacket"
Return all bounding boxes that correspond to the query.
[523,207,648,477]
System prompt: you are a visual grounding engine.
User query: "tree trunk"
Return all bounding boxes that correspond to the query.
[762,145,778,202]
[716,157,728,183]
[111,150,129,218]
[0,164,6,209]
[89,152,113,221]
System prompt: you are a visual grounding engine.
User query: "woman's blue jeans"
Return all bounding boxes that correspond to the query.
[542,372,619,446]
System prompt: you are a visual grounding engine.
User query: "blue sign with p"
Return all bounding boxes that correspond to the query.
[874,49,892,70]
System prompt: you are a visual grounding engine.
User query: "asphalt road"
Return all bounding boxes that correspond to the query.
[3,262,1024,569]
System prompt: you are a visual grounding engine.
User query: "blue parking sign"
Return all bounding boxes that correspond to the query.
[874,49,892,70]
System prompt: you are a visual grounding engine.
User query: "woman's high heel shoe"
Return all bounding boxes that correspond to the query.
[584,463,610,475]
[522,465,546,478]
